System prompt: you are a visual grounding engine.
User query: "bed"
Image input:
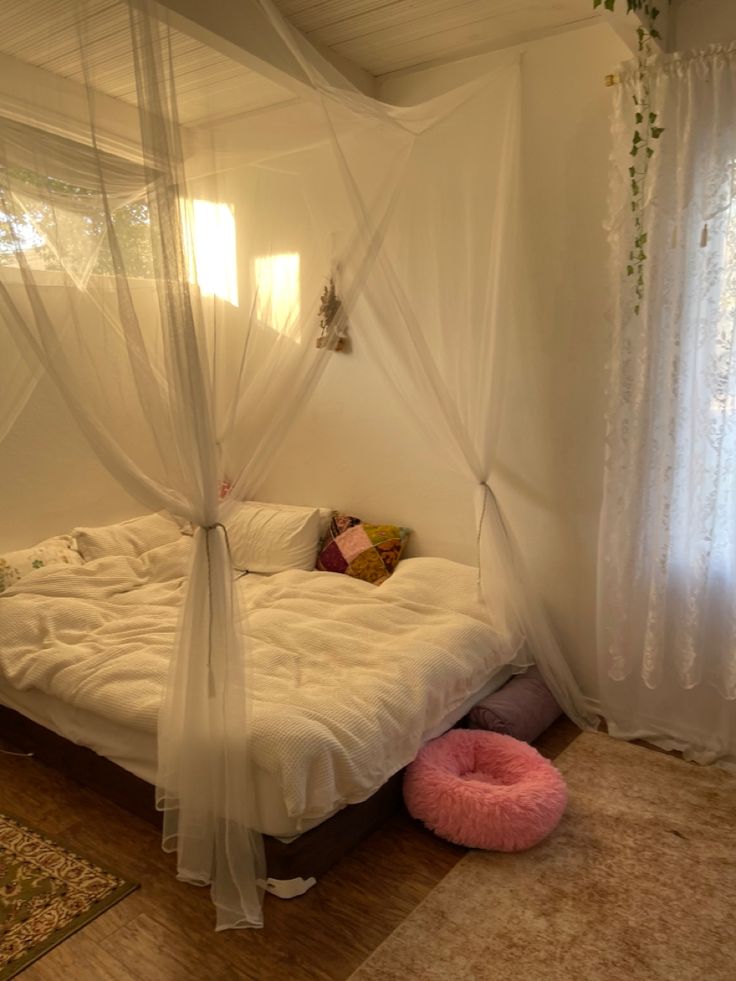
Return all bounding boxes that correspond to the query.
[0,520,522,891]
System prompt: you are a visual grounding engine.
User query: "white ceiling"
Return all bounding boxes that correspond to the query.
[273,0,598,76]
[0,0,603,136]
[0,0,294,127]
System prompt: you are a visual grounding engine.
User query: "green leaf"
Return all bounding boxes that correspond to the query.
[604,0,615,10]
[633,130,643,143]
[627,265,634,276]
[646,146,655,158]
[629,166,636,177]
[649,111,657,123]
[631,146,639,157]
[634,304,640,315]
[635,112,643,124]
[651,126,664,138]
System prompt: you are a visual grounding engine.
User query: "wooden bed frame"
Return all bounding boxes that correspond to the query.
[0,704,404,886]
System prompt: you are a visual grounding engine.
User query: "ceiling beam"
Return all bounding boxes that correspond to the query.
[0,51,145,161]
[150,0,376,98]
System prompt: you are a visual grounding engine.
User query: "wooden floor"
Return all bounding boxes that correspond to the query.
[0,719,580,981]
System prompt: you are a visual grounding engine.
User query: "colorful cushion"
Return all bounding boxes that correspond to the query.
[316,514,410,585]
[0,535,83,594]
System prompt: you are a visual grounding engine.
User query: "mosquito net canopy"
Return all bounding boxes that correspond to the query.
[0,0,594,929]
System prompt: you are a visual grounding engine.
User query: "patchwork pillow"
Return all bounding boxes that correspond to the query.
[0,535,83,594]
[226,500,323,574]
[74,511,183,561]
[316,514,410,585]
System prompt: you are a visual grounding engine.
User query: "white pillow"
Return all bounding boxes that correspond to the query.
[74,512,182,561]
[0,534,83,593]
[268,502,334,541]
[226,501,322,574]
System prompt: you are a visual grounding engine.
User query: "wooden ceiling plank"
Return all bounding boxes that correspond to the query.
[287,0,447,33]
[331,3,594,74]
[305,0,528,44]
[329,1,557,55]
[277,0,387,21]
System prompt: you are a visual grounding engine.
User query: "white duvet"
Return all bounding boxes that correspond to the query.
[0,540,520,821]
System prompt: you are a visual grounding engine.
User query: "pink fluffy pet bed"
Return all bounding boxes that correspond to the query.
[403,729,567,851]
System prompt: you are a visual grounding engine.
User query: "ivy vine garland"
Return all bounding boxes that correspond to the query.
[595,0,666,314]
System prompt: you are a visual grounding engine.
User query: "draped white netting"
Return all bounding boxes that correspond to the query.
[0,0,592,927]
[0,325,41,443]
[312,58,595,727]
[600,44,736,768]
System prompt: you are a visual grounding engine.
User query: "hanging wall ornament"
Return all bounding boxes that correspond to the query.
[316,275,350,352]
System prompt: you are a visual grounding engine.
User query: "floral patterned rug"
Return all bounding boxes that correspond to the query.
[0,814,137,979]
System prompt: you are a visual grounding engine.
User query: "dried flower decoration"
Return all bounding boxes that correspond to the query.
[316,275,349,352]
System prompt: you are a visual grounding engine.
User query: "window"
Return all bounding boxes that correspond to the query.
[0,211,45,262]
[0,142,238,300]
[0,165,154,280]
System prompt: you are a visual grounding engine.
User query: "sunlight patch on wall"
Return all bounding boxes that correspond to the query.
[254,252,300,336]
[184,199,238,306]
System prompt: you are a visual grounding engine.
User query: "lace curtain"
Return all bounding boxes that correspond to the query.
[600,44,736,766]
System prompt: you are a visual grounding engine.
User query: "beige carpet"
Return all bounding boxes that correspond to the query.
[349,732,736,981]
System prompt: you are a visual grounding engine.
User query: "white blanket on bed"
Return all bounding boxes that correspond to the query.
[0,542,520,821]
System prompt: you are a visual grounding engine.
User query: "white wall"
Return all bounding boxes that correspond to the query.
[673,0,736,48]
[259,22,630,699]
[0,376,141,551]
[0,282,174,552]
[506,24,628,698]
